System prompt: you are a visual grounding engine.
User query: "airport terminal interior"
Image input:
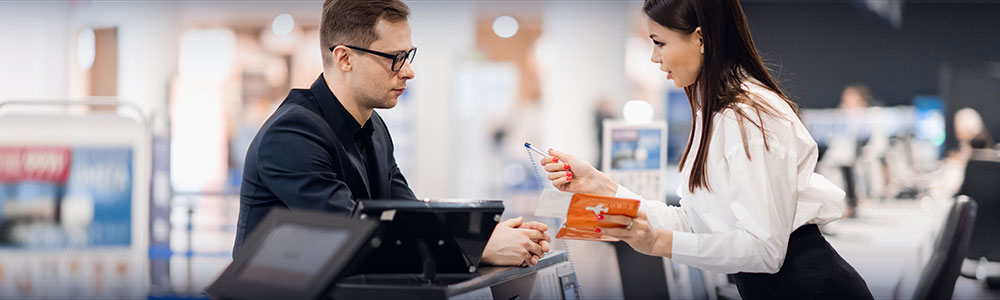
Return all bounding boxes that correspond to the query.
[1,0,1000,299]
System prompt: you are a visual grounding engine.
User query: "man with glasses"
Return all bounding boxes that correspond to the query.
[236,0,551,267]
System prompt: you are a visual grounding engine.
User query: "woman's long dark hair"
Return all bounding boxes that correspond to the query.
[643,0,799,193]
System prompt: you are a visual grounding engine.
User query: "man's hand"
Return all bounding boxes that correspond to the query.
[480,217,552,267]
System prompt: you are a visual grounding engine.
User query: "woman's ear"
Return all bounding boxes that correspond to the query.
[694,27,704,54]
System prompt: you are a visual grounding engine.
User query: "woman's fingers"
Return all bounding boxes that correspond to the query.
[539,155,561,165]
[601,214,633,226]
[551,176,569,187]
[544,162,572,172]
[547,170,572,181]
[548,148,570,159]
[599,227,632,239]
[542,149,575,167]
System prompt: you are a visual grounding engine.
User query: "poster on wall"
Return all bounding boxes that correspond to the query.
[0,146,138,298]
[0,146,132,248]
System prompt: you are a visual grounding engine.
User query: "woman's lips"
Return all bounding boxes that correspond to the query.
[667,71,673,80]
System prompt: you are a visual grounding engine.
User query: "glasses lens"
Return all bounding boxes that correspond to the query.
[393,54,404,72]
[392,48,417,72]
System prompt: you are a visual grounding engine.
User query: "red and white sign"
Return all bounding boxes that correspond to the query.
[0,146,72,183]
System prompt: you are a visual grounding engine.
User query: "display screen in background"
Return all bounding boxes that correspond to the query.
[666,89,692,164]
[913,95,945,150]
[238,223,348,291]
[0,146,133,248]
[609,129,663,171]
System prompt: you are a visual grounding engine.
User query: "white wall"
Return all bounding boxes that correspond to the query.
[0,2,180,132]
[68,2,181,131]
[0,3,71,102]
[407,1,477,199]
[538,2,630,164]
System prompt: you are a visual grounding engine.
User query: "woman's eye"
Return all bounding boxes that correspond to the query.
[653,41,665,47]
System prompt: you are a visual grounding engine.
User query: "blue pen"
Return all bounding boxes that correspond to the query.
[524,142,550,157]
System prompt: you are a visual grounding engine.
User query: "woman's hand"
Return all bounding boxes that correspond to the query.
[597,211,673,258]
[540,149,617,196]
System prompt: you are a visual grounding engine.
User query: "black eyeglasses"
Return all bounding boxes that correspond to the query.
[330,45,417,72]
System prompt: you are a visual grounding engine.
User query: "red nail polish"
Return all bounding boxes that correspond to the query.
[594,228,601,233]
[597,215,604,221]
[553,157,559,163]
[563,164,570,170]
[567,171,573,177]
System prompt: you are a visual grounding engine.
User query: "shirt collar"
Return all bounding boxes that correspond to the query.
[310,73,374,138]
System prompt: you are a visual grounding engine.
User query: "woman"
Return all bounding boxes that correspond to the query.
[540,0,873,298]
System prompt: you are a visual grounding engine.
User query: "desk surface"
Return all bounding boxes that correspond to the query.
[825,199,1000,299]
[332,251,569,298]
[450,250,568,296]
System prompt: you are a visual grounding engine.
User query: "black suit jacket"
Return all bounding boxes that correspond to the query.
[235,74,416,254]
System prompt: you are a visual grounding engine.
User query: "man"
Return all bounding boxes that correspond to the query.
[236,0,550,267]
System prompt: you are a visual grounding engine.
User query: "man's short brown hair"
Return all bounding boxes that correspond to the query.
[321,0,410,64]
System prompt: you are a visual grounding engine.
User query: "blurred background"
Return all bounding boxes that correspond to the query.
[0,0,999,299]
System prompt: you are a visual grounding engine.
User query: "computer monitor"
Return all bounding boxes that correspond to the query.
[205,209,378,300]
[913,95,945,155]
[345,199,505,276]
[601,120,668,201]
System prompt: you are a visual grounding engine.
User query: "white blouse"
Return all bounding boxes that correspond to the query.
[616,82,846,274]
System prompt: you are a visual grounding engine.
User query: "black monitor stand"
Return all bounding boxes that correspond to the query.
[331,200,579,300]
[340,199,504,281]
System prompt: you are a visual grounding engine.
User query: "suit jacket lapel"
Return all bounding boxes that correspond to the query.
[310,74,372,199]
[369,119,389,199]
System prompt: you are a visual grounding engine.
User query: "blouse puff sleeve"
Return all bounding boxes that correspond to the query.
[615,105,805,274]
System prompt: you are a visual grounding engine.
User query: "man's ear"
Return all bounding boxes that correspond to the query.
[332,46,352,72]
[694,27,703,54]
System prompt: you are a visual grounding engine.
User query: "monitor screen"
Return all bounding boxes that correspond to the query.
[913,95,945,147]
[238,223,349,291]
[608,128,664,171]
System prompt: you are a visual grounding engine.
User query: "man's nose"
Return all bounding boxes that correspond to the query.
[398,60,415,80]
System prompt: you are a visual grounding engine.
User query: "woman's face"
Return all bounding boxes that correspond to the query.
[647,19,703,88]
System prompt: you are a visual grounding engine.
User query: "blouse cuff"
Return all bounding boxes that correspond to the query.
[615,185,644,200]
[671,231,699,258]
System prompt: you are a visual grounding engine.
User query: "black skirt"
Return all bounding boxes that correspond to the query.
[730,224,874,300]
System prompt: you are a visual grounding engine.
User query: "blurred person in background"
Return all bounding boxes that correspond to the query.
[535,0,871,298]
[839,84,873,110]
[929,107,995,200]
[817,83,875,217]
[955,107,994,154]
[235,0,550,267]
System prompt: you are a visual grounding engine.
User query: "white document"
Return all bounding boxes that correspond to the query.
[533,189,573,219]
